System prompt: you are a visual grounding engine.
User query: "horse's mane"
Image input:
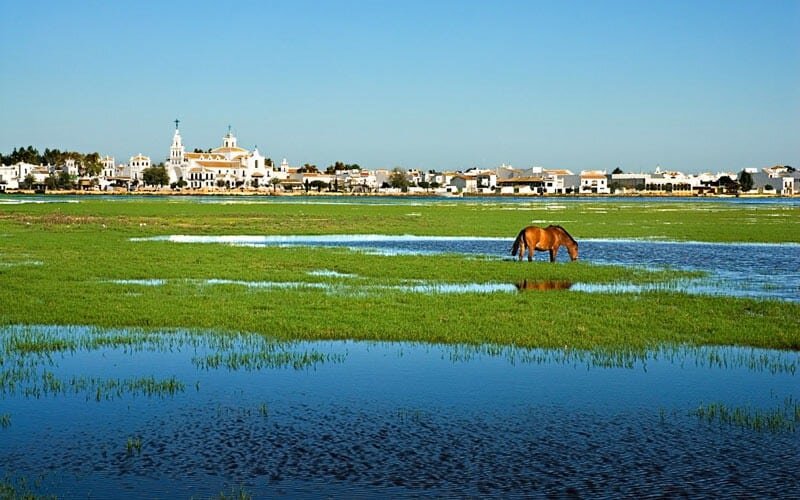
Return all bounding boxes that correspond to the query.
[549,225,578,246]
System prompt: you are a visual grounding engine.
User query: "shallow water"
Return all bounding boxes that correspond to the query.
[4,193,800,207]
[1,325,798,498]
[133,234,800,301]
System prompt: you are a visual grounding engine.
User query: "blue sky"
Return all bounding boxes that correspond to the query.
[1,0,798,173]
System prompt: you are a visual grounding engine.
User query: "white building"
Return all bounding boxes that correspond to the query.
[167,123,278,189]
[580,170,610,194]
[127,154,151,183]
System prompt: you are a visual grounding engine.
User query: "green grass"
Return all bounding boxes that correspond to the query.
[691,397,800,433]
[0,197,798,351]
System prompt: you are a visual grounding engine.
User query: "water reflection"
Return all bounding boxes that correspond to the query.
[1,325,798,498]
[515,279,573,291]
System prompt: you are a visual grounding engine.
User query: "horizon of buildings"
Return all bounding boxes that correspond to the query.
[1,124,797,196]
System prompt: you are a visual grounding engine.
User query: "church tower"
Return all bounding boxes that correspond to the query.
[222,125,237,149]
[170,119,185,167]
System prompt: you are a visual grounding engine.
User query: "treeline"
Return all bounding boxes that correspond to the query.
[1,145,103,176]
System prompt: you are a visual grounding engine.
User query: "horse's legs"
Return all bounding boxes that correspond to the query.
[549,246,558,262]
[527,247,533,262]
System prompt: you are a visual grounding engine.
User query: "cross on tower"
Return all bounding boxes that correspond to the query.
[174,118,180,130]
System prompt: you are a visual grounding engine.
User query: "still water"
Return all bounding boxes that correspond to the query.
[136,234,800,302]
[1,325,798,498]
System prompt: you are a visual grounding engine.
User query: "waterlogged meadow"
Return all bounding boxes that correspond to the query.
[1,325,799,497]
[1,195,799,496]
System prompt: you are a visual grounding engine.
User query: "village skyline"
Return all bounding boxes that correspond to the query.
[1,124,796,196]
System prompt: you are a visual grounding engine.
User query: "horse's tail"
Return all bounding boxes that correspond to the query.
[510,229,525,256]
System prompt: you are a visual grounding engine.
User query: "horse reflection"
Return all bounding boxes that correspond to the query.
[515,279,573,291]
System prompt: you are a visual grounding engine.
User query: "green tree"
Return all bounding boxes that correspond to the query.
[298,163,318,173]
[270,177,282,191]
[738,170,754,192]
[389,168,410,191]
[20,174,35,189]
[612,167,624,175]
[142,166,169,187]
[82,152,102,177]
[57,171,74,189]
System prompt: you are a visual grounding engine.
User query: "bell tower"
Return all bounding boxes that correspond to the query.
[223,124,237,149]
[170,119,185,167]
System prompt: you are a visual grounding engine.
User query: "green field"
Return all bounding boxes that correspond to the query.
[1,196,798,351]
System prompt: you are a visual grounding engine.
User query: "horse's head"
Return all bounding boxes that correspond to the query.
[567,242,579,261]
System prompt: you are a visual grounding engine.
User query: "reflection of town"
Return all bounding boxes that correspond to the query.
[1,123,798,196]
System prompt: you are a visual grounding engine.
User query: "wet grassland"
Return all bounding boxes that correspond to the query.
[0,197,797,351]
[1,197,799,497]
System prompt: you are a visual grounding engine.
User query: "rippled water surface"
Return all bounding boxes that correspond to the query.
[1,325,798,498]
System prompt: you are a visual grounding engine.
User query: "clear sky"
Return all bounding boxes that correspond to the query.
[1,0,798,173]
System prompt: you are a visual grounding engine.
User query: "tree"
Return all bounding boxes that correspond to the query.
[82,152,102,177]
[298,163,318,173]
[389,167,410,191]
[142,166,169,187]
[738,170,754,192]
[612,167,624,175]
[20,174,35,190]
[57,171,74,189]
[270,177,282,191]
[716,175,738,194]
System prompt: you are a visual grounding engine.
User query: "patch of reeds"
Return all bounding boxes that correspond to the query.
[215,485,252,500]
[125,436,142,456]
[691,397,800,433]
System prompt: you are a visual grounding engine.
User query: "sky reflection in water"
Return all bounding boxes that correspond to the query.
[1,325,798,498]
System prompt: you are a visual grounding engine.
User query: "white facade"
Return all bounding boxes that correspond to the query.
[127,154,151,182]
[167,125,280,189]
[580,171,610,194]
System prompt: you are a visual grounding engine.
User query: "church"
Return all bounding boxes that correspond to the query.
[167,121,287,189]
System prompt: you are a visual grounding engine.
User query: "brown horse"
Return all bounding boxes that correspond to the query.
[510,225,579,262]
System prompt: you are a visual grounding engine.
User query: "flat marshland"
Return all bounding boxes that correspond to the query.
[2,196,800,498]
[1,196,798,350]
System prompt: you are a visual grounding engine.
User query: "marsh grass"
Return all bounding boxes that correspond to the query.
[0,198,798,350]
[195,349,344,371]
[214,485,252,500]
[0,473,54,500]
[691,397,800,433]
[125,436,142,456]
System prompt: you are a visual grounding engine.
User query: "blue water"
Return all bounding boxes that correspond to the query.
[1,325,798,498]
[3,193,800,207]
[134,234,800,302]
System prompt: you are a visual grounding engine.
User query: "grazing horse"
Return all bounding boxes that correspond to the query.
[510,225,579,262]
